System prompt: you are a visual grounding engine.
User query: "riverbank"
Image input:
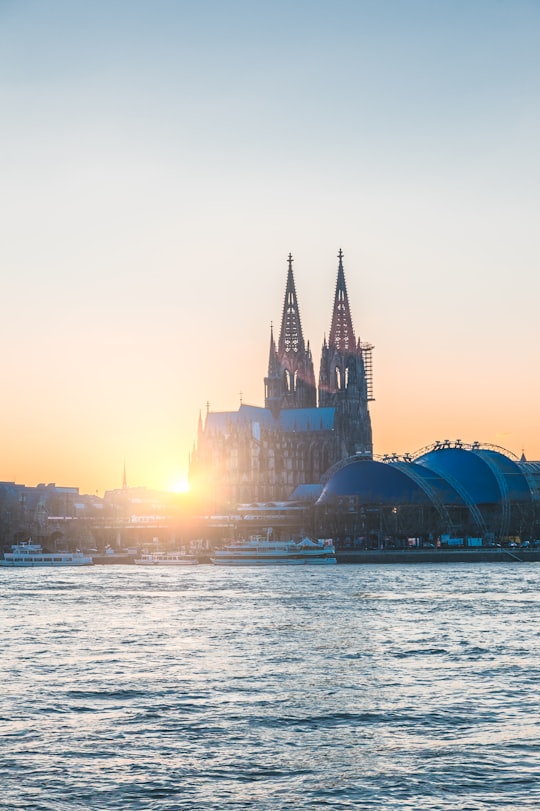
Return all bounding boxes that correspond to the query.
[335,548,540,564]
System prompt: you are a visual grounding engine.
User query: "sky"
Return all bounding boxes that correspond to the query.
[0,0,539,495]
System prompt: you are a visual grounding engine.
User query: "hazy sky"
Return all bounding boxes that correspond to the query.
[1,0,539,495]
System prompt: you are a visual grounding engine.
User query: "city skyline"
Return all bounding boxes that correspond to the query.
[1,1,539,495]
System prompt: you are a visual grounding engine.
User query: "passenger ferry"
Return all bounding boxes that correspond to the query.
[134,551,198,565]
[211,536,337,565]
[0,541,94,567]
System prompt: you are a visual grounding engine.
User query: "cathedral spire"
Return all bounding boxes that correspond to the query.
[328,249,356,351]
[265,254,316,412]
[278,253,306,356]
[318,250,373,456]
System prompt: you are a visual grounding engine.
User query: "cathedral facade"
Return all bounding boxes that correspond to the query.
[189,251,374,508]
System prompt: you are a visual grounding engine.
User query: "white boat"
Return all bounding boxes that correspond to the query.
[134,551,198,565]
[211,535,337,565]
[0,541,93,567]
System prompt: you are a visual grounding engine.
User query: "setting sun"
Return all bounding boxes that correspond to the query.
[170,477,190,494]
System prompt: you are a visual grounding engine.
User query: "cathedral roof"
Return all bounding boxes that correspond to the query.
[278,407,334,431]
[205,403,335,433]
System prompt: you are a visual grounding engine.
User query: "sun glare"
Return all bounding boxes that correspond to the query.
[171,477,190,494]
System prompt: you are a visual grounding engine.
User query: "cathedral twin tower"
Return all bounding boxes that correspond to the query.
[265,250,373,452]
[191,251,373,506]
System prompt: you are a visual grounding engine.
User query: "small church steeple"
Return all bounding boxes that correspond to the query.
[268,323,278,372]
[264,323,283,417]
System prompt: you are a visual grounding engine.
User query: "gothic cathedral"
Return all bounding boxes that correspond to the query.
[189,251,373,508]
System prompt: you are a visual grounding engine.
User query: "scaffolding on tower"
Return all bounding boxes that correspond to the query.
[360,342,375,401]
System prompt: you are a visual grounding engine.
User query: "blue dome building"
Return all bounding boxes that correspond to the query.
[317,441,539,545]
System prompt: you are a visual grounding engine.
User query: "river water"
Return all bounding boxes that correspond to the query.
[1,563,539,810]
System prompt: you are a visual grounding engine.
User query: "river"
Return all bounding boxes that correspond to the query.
[1,563,538,810]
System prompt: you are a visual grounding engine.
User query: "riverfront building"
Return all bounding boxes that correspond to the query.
[317,441,540,544]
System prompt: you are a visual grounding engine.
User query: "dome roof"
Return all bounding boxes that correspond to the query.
[316,443,535,538]
[318,444,534,510]
[478,449,532,502]
[415,447,500,504]
[415,446,532,505]
[317,458,457,507]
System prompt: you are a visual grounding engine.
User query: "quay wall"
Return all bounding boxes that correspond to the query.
[335,549,540,564]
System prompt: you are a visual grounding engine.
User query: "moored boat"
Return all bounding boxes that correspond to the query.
[0,541,94,567]
[134,551,198,565]
[211,535,337,565]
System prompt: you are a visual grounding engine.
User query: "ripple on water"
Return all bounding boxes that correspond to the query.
[1,563,539,810]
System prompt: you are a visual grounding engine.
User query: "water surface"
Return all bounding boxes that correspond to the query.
[1,563,539,810]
